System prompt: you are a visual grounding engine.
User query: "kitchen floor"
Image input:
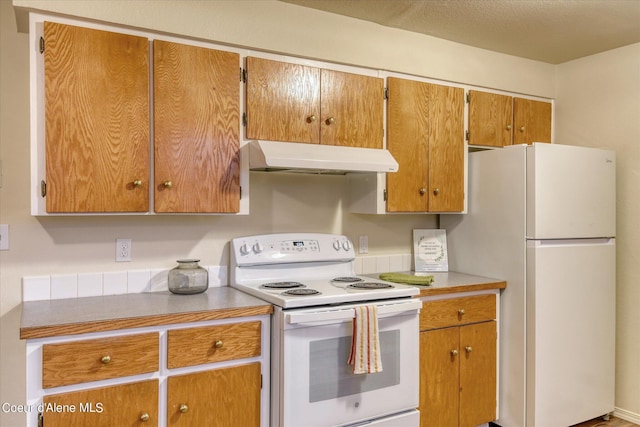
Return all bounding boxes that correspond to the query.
[571,416,639,427]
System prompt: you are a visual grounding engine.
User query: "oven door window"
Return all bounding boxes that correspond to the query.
[309,330,399,402]
[281,313,418,426]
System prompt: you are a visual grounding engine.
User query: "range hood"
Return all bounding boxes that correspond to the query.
[249,140,399,174]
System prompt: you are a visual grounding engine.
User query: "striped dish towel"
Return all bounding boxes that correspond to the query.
[348,305,383,374]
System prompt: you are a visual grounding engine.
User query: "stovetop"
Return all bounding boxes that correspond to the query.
[230,233,419,308]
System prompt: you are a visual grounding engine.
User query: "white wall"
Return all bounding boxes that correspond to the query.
[3,0,635,425]
[555,43,640,418]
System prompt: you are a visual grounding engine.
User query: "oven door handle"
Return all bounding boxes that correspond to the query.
[286,299,421,325]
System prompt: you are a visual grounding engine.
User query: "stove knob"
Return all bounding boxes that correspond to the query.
[253,242,264,253]
[333,240,341,251]
[342,240,352,251]
[239,243,250,255]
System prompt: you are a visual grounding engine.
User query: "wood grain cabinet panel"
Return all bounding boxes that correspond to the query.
[245,56,383,148]
[43,21,150,213]
[513,97,552,145]
[167,321,261,368]
[468,90,513,147]
[167,362,261,427]
[386,77,464,213]
[153,40,240,213]
[420,294,497,427]
[42,332,159,388]
[420,294,496,330]
[42,379,158,426]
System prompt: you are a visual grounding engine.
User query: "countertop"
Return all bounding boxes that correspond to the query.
[20,287,273,340]
[369,271,506,297]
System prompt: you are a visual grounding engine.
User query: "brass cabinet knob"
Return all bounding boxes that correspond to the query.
[307,114,317,123]
[179,404,189,413]
[506,124,512,131]
[451,349,459,357]
[419,188,427,195]
[101,355,111,364]
[163,180,173,188]
[133,179,142,187]
[465,346,473,353]
[214,340,223,349]
[140,413,150,422]
[325,117,335,125]
[458,309,465,316]
[519,126,526,132]
[433,188,440,196]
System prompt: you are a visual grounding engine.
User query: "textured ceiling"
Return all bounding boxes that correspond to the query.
[280,0,640,64]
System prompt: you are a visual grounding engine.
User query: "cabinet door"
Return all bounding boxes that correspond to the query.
[44,22,149,213]
[459,321,497,427]
[154,41,240,213]
[468,90,513,147]
[420,327,459,427]
[42,380,158,426]
[321,69,384,148]
[167,362,261,427]
[245,56,321,144]
[386,77,429,212]
[428,83,465,212]
[513,98,552,145]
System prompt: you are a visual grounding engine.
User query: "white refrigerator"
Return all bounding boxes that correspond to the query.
[441,143,616,427]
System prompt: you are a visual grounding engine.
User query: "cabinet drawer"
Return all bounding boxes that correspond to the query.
[42,332,159,389]
[420,294,496,330]
[167,321,261,369]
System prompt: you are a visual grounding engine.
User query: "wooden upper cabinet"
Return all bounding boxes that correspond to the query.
[44,22,150,213]
[245,56,383,148]
[386,77,429,212]
[468,90,513,147]
[320,69,384,148]
[513,97,552,145]
[154,41,240,213]
[245,56,320,144]
[386,78,464,213]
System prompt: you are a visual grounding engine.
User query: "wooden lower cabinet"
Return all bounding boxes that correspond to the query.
[167,362,261,426]
[420,322,496,427]
[419,294,498,427]
[42,380,158,426]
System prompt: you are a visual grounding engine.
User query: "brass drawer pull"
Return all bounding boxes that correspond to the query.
[457,309,465,316]
[451,349,458,357]
[101,355,111,364]
[465,346,473,353]
[180,404,189,413]
[140,413,150,422]
[214,340,223,349]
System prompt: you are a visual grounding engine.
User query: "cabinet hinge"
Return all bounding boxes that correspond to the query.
[40,180,46,198]
[239,186,242,199]
[261,374,263,389]
[383,188,387,202]
[242,112,247,127]
[466,92,470,103]
[240,67,247,83]
[465,130,470,141]
[383,87,389,100]
[39,36,44,54]
[38,412,44,427]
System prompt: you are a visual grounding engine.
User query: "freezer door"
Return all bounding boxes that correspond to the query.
[526,238,615,427]
[526,143,616,239]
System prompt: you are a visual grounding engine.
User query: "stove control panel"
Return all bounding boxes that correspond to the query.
[231,233,355,266]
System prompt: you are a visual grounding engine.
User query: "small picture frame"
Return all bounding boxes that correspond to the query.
[413,229,448,272]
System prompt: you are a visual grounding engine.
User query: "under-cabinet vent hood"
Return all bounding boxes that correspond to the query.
[249,140,399,174]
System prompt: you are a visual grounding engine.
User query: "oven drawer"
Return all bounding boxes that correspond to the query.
[420,294,496,330]
[42,332,159,389]
[167,321,262,368]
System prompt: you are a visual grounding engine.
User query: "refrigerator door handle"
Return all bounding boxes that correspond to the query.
[527,238,614,247]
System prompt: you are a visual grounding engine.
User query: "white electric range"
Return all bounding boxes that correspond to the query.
[230,233,421,427]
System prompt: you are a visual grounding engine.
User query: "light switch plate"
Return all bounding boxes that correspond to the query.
[0,224,8,250]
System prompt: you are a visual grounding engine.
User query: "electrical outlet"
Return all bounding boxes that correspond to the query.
[116,238,132,262]
[0,224,8,251]
[358,235,368,254]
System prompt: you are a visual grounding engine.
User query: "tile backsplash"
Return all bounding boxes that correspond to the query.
[22,254,412,302]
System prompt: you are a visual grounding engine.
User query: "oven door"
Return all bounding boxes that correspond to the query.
[276,299,420,427]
